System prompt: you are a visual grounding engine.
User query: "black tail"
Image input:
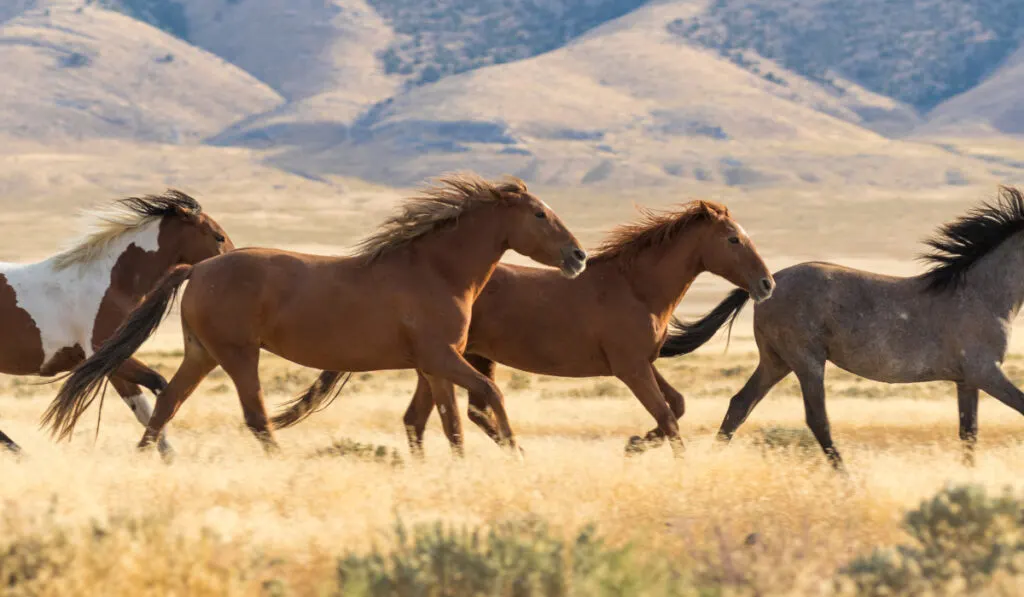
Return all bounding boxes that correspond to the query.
[271,370,352,429]
[42,265,194,440]
[660,289,751,357]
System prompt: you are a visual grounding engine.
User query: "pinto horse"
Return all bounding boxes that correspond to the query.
[0,191,232,455]
[658,186,1024,470]
[276,200,775,458]
[45,174,586,455]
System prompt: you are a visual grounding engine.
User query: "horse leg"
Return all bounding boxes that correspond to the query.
[0,429,20,454]
[617,362,685,459]
[402,371,435,458]
[717,355,791,443]
[956,383,979,467]
[420,349,519,455]
[794,363,844,471]
[625,365,684,454]
[422,373,464,457]
[217,345,277,454]
[108,376,174,457]
[139,339,216,454]
[112,357,168,395]
[464,355,502,445]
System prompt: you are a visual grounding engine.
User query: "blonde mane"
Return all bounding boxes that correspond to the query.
[52,190,201,270]
[590,200,730,263]
[355,173,528,260]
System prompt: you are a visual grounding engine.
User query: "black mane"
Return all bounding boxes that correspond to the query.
[119,189,201,219]
[920,186,1024,293]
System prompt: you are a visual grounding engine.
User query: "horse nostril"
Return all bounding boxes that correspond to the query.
[759,278,773,293]
[572,249,587,262]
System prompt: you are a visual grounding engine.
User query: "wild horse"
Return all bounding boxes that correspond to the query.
[46,174,586,456]
[657,186,1024,469]
[0,191,232,455]
[278,200,775,458]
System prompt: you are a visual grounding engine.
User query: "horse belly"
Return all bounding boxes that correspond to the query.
[0,266,95,375]
[827,334,950,384]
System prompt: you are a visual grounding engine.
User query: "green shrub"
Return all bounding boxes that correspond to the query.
[837,484,1024,596]
[334,518,691,597]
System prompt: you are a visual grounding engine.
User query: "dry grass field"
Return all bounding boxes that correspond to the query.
[4,351,1024,595]
[5,163,1024,595]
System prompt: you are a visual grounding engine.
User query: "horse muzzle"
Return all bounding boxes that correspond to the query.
[751,276,775,303]
[560,246,587,279]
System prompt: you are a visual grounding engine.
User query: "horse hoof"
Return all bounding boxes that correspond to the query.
[159,447,176,465]
[624,436,647,456]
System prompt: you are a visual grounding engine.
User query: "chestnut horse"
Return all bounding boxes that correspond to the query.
[276,200,775,458]
[0,191,232,455]
[45,174,586,456]
[658,186,1024,470]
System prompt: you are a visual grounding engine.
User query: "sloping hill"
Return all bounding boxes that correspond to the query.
[176,0,399,104]
[918,46,1024,137]
[0,4,282,143]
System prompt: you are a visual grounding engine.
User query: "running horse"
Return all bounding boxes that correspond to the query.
[657,186,1024,469]
[45,174,587,456]
[275,200,776,458]
[0,191,232,455]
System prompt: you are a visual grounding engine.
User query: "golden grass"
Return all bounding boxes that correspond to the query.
[3,352,1024,594]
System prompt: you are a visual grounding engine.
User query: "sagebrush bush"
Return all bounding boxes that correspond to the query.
[837,484,1024,596]
[0,514,277,596]
[751,426,818,453]
[334,518,694,597]
[313,438,404,467]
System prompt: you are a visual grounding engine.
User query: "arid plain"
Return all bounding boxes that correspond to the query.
[4,142,1024,595]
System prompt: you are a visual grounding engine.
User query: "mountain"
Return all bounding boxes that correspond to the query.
[0,0,1021,188]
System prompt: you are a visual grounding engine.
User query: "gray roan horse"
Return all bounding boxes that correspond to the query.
[653,186,1024,469]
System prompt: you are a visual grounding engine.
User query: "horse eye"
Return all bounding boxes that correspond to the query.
[535,211,546,219]
[214,233,225,243]
[728,236,740,244]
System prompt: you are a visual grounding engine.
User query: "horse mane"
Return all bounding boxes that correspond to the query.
[52,190,202,270]
[589,200,730,263]
[920,186,1024,293]
[355,173,528,260]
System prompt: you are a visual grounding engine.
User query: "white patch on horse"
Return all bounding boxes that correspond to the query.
[898,311,909,320]
[122,392,174,452]
[0,222,161,370]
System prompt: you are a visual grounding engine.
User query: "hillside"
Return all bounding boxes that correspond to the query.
[0,4,282,143]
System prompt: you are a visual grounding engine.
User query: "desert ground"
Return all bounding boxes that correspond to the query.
[3,147,1024,595]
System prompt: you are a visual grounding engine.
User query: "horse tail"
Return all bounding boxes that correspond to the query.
[271,370,352,429]
[42,265,194,440]
[660,289,750,358]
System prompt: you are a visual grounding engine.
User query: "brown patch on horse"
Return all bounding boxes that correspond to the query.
[53,190,202,270]
[589,200,730,264]
[0,274,45,375]
[38,345,87,377]
[91,223,187,347]
[356,173,529,260]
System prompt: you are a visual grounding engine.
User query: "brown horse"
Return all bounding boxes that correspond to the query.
[45,174,586,456]
[0,191,232,455]
[275,200,775,458]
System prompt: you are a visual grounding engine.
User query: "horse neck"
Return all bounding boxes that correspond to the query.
[72,219,179,301]
[618,224,707,322]
[969,234,1024,320]
[413,207,510,300]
